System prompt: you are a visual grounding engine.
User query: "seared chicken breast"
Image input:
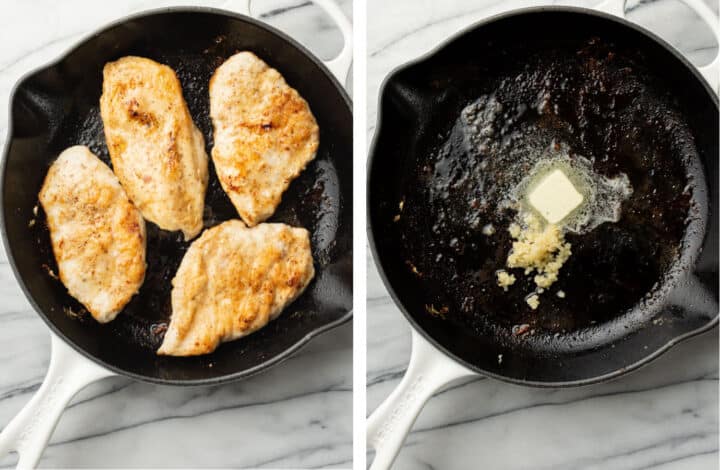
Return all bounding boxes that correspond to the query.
[39,146,146,323]
[158,220,315,356]
[209,52,319,226]
[100,56,208,240]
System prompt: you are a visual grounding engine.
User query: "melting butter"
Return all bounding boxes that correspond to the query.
[496,144,633,311]
[527,168,584,224]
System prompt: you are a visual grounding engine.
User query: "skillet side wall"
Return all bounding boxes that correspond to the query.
[2,10,352,384]
[368,10,718,385]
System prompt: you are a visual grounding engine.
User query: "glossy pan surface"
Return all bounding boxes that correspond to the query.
[368,7,717,386]
[2,8,353,385]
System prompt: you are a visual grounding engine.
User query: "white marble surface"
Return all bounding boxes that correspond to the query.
[0,1,352,468]
[366,0,719,469]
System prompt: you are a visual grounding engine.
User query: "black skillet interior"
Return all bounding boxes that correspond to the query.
[2,8,352,384]
[368,8,718,385]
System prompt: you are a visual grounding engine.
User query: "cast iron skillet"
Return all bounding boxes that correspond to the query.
[367,5,717,470]
[0,5,351,467]
[3,7,352,384]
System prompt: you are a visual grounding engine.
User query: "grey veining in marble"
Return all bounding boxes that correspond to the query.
[366,1,718,469]
[0,1,352,468]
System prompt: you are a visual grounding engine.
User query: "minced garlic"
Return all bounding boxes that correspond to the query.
[508,222,521,238]
[496,270,516,291]
[507,213,571,291]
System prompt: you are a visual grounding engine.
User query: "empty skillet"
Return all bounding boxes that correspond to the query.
[366,1,718,468]
[0,2,352,467]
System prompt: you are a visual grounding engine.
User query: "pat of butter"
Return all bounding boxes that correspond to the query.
[528,169,584,224]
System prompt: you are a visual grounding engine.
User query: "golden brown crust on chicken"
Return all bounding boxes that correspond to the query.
[38,146,146,323]
[158,220,315,356]
[209,52,319,226]
[100,56,208,240]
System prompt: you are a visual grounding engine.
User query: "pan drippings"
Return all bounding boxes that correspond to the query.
[393,38,699,335]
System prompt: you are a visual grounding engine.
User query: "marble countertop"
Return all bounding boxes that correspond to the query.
[0,1,352,468]
[366,0,719,469]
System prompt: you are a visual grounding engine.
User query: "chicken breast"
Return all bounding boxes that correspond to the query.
[100,56,208,240]
[209,52,319,226]
[158,220,315,356]
[39,146,146,323]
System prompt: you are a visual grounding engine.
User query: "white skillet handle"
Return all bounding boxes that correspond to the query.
[309,0,353,85]
[595,0,719,93]
[243,0,353,85]
[366,329,477,470]
[0,332,114,469]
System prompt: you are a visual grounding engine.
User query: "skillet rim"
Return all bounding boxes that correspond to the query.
[367,5,719,388]
[0,6,353,386]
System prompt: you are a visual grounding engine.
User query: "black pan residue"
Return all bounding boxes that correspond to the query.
[31,41,340,352]
[394,38,701,336]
